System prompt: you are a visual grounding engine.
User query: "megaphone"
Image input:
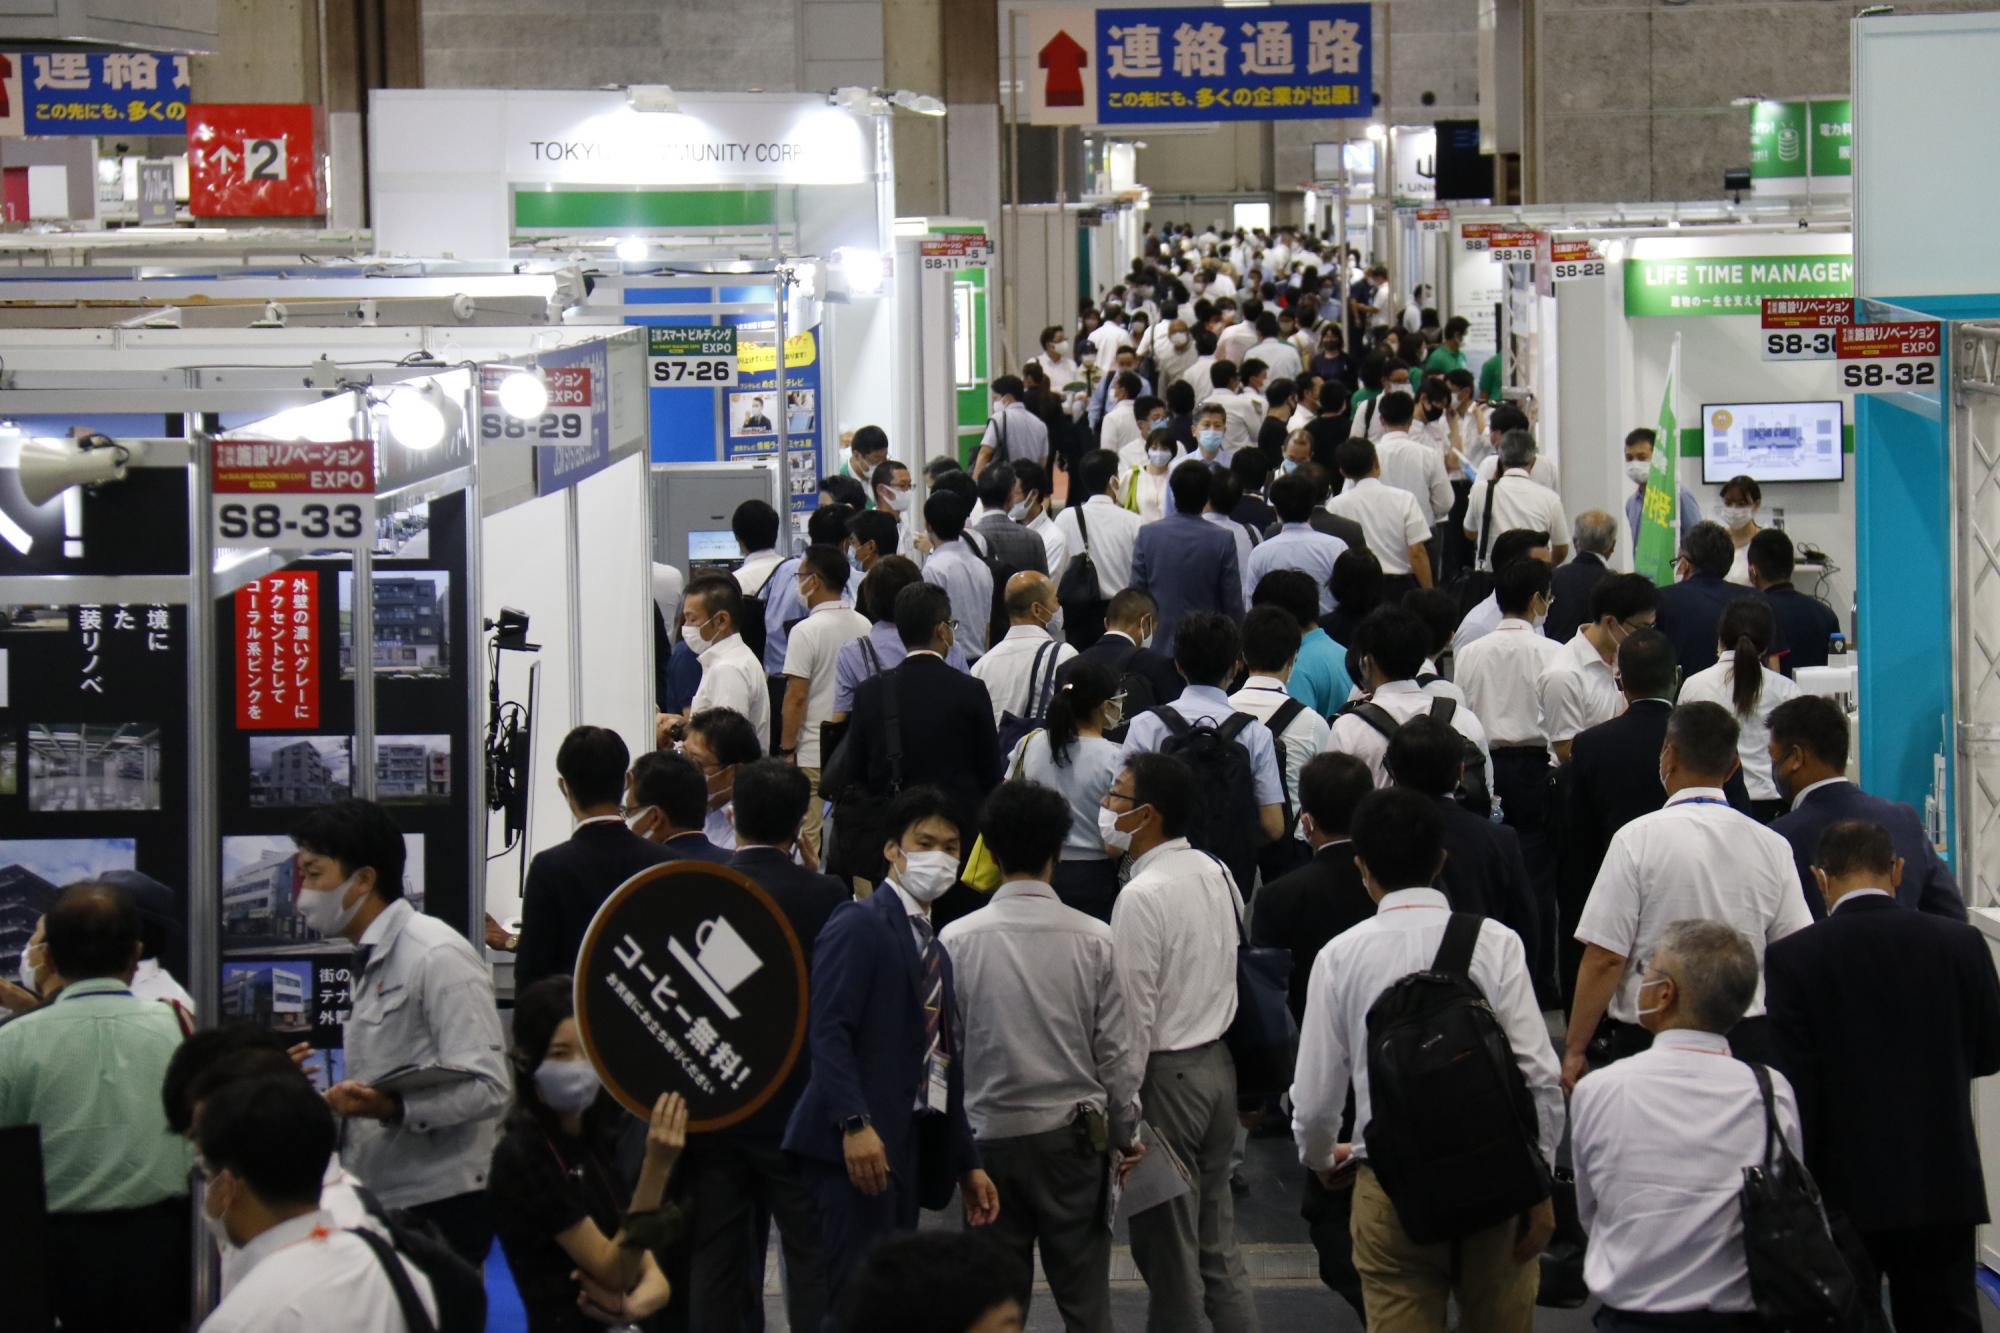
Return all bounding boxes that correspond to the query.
[18,434,143,507]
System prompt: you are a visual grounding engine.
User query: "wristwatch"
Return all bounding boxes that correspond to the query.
[841,1114,871,1135]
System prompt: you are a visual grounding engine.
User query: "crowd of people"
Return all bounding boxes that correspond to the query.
[1,218,1997,1333]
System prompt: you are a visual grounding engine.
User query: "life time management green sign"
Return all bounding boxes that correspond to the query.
[1624,255,1852,318]
[1750,99,1851,181]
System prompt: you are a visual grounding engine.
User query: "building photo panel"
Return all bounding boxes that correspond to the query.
[248,734,451,808]
[0,837,138,979]
[337,570,451,680]
[221,831,426,956]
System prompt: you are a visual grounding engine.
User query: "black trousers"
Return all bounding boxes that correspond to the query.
[1300,1170,1366,1320]
[1863,1223,1981,1332]
[1382,573,1421,602]
[407,1188,495,1270]
[45,1197,191,1332]
[1052,857,1121,923]
[684,1138,827,1333]
[1493,746,1557,1000]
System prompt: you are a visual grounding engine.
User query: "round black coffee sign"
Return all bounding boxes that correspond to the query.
[574,861,808,1132]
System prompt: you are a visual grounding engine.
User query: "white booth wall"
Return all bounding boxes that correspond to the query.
[1555,230,1858,622]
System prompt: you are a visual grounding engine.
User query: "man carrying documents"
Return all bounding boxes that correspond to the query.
[286,799,510,1268]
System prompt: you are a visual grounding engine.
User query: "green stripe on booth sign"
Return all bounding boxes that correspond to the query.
[513,189,777,230]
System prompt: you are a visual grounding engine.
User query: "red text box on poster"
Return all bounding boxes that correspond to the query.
[237,570,319,730]
[187,102,324,218]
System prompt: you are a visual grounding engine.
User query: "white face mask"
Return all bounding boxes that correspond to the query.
[1719,504,1754,531]
[296,872,366,938]
[1043,606,1066,639]
[202,1175,235,1250]
[682,615,719,656]
[1171,331,1191,350]
[894,849,959,904]
[1147,447,1175,469]
[884,487,912,512]
[1624,458,1653,486]
[1098,804,1138,854]
[17,944,38,992]
[534,1057,604,1115]
[1051,339,1070,356]
[624,805,658,836]
[1008,499,1031,522]
[1635,976,1672,1019]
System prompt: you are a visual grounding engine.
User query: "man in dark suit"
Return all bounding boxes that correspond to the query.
[782,786,999,1314]
[1056,587,1182,736]
[1545,510,1616,644]
[1767,694,1966,920]
[1559,630,1750,997]
[1265,458,1368,555]
[1748,528,1843,675]
[514,725,667,991]
[1249,750,1375,1321]
[1653,520,1786,676]
[1767,819,2000,1332]
[1386,714,1543,989]
[625,750,733,863]
[838,582,1002,898]
[1132,460,1244,649]
[967,462,1048,576]
[678,761,845,1333]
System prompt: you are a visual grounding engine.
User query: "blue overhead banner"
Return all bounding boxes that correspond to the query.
[1092,4,1371,123]
[6,51,192,135]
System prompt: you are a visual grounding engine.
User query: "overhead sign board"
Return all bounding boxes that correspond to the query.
[647,325,739,388]
[1836,321,1941,393]
[0,51,192,136]
[1461,221,1503,251]
[1759,296,1851,361]
[499,93,873,187]
[1415,206,1451,233]
[187,103,325,218]
[1024,3,1371,125]
[478,364,599,442]
[575,862,808,1131]
[211,439,375,552]
[1550,239,1605,282]
[1486,228,1540,264]
[1623,254,1853,317]
[918,233,993,271]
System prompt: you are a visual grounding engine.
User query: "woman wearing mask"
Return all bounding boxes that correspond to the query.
[1717,474,1763,585]
[1008,662,1126,921]
[489,976,684,1332]
[1675,597,1803,822]
[1122,426,1184,522]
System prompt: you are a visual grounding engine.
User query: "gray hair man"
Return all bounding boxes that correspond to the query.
[1571,920,1805,1329]
[1572,510,1618,560]
[1465,430,1568,569]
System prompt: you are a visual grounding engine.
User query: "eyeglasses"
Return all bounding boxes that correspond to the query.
[1103,790,1139,808]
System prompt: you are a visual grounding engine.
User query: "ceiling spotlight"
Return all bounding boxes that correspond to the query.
[614,236,649,263]
[835,246,886,298]
[386,382,455,452]
[626,84,679,114]
[18,434,144,507]
[496,367,550,422]
[830,86,889,114]
[887,89,948,117]
[1364,122,1387,141]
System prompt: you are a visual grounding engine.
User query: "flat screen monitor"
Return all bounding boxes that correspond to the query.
[686,530,739,563]
[1700,400,1845,484]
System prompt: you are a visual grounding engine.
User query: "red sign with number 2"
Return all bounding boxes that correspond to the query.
[187,103,325,218]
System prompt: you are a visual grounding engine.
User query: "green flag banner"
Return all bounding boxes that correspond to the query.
[1634,338,1681,586]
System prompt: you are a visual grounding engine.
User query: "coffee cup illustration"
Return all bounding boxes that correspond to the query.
[695,917,763,992]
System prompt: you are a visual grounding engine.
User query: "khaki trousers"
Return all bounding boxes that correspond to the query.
[798,765,824,858]
[1349,1165,1538,1333]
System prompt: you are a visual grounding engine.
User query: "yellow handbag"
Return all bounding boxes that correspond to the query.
[963,731,1036,892]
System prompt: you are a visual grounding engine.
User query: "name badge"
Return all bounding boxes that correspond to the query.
[927,1053,950,1115]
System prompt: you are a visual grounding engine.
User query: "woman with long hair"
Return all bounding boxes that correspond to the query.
[1675,596,1803,821]
[1718,474,1764,585]
[1006,660,1126,921]
[488,976,685,1331]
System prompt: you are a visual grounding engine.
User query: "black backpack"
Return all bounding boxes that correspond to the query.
[961,529,1024,652]
[996,641,1063,755]
[1447,472,1505,621]
[1739,1063,1875,1332]
[1149,709,1261,892]
[352,1190,487,1333]
[1342,695,1492,818]
[1362,912,1552,1244]
[735,553,793,667]
[1055,505,1105,620]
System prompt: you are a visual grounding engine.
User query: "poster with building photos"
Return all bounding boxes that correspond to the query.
[220,831,425,956]
[247,734,451,808]
[0,837,138,983]
[336,570,452,680]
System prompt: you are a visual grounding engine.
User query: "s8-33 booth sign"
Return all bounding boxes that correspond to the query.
[574,862,808,1130]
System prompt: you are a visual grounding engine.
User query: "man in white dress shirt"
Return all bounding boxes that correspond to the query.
[778,544,872,855]
[1230,608,1331,873]
[1205,360,1266,455]
[1290,787,1560,1330]
[196,1075,442,1332]
[1327,437,1433,595]
[1245,311,1302,381]
[1327,605,1490,789]
[1449,529,1553,659]
[1571,919,1802,1331]
[1465,431,1569,570]
[1103,752,1262,1333]
[673,574,773,751]
[1099,371,1146,457]
[1053,449,1142,607]
[1246,473,1349,615]
[1367,391,1454,524]
[972,572,1078,728]
[1540,573,1657,764]
[1565,702,1814,1092]
[1010,459,1071,587]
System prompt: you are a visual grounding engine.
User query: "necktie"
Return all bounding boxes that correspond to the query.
[913,915,943,1105]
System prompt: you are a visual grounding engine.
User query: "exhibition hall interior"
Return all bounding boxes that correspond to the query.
[3,0,2000,1330]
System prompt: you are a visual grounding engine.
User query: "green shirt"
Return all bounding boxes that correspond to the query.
[1422,346,1468,378]
[1479,353,1504,403]
[0,976,190,1213]
[1350,385,1381,413]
